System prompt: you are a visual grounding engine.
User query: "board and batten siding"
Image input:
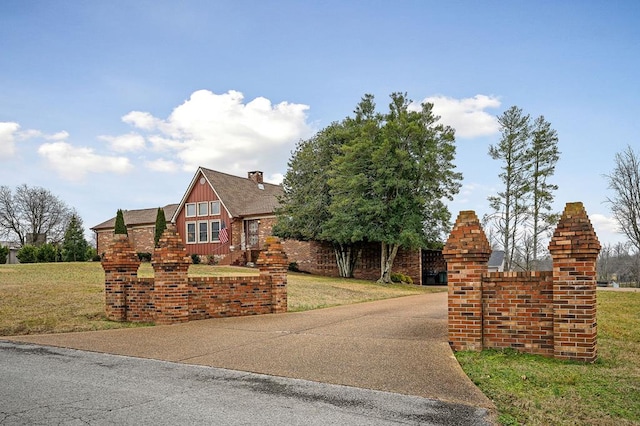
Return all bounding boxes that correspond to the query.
[175,174,233,256]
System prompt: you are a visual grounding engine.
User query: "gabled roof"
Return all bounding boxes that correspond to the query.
[91,204,179,231]
[172,167,283,221]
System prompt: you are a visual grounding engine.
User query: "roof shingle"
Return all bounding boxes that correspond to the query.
[91,204,179,231]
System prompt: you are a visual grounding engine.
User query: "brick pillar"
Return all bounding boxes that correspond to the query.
[257,236,288,313]
[152,224,191,325]
[548,202,601,362]
[101,234,140,321]
[443,211,491,351]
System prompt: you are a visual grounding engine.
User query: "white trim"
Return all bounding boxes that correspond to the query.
[170,168,233,223]
[197,221,208,243]
[197,202,208,217]
[186,221,196,244]
[210,200,221,216]
[210,219,221,242]
[185,203,196,218]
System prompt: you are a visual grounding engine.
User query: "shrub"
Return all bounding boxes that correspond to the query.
[191,253,201,264]
[17,245,38,263]
[114,209,127,235]
[154,207,167,247]
[390,272,413,285]
[288,262,300,272]
[0,245,8,264]
[36,243,59,263]
[137,252,152,262]
[86,247,98,261]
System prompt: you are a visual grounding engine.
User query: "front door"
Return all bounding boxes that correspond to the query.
[246,219,259,249]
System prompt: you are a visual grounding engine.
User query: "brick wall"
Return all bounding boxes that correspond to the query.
[482,272,554,356]
[102,225,288,325]
[294,240,422,284]
[443,203,600,362]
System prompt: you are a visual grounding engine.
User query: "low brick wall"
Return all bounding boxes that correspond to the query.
[482,272,554,356]
[443,202,601,362]
[102,226,288,325]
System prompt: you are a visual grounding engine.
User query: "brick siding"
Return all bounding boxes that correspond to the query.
[288,240,422,284]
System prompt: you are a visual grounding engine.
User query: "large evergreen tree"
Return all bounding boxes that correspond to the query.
[277,93,461,283]
[61,214,89,262]
[328,93,461,283]
[274,121,361,277]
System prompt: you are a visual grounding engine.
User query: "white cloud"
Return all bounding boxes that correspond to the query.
[45,131,70,141]
[266,172,284,185]
[38,141,133,181]
[122,111,161,131]
[145,158,179,173]
[0,122,20,159]
[120,89,314,175]
[99,132,146,152]
[590,213,622,242]
[417,95,501,138]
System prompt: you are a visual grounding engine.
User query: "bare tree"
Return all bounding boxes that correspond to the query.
[597,243,613,282]
[0,184,74,246]
[605,145,640,253]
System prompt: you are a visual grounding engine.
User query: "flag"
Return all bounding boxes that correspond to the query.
[219,221,229,244]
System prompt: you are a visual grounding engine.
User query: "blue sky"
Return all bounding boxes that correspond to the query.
[1,1,638,248]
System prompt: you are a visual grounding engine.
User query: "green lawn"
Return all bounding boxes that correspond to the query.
[3,262,636,424]
[0,261,442,336]
[456,290,640,425]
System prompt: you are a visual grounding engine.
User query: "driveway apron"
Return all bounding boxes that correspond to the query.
[4,292,493,409]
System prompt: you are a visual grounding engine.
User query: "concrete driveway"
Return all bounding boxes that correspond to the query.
[4,292,494,417]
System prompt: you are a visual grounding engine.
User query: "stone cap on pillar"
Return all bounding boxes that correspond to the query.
[152,224,191,267]
[101,233,140,270]
[257,236,289,269]
[443,210,491,261]
[548,202,601,257]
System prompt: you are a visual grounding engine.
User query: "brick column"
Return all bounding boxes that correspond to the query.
[152,224,191,325]
[548,202,601,362]
[443,211,491,351]
[257,236,288,313]
[101,234,140,321]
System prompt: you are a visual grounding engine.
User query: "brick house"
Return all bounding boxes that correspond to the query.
[92,166,428,284]
[171,167,284,265]
[92,204,179,255]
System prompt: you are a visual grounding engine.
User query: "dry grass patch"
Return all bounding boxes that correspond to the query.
[287,272,442,311]
[0,262,442,336]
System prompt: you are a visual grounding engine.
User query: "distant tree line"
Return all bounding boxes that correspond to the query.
[0,184,96,263]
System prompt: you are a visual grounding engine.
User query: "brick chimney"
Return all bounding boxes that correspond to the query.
[248,171,264,184]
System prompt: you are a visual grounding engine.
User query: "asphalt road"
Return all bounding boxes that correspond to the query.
[0,341,491,425]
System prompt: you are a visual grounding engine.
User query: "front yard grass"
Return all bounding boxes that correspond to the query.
[0,262,442,336]
[456,290,640,425]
